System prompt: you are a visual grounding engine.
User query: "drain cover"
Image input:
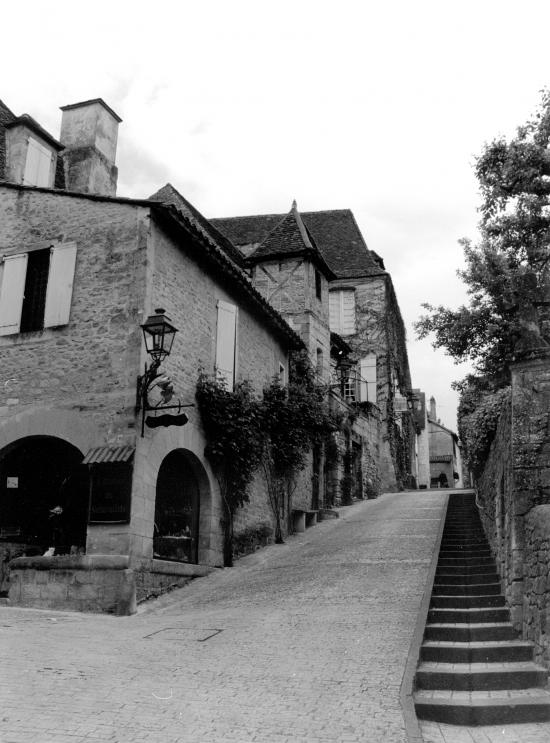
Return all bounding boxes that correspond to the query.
[144,627,223,642]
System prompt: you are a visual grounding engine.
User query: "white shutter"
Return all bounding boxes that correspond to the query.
[215,300,237,391]
[0,253,28,335]
[24,137,52,187]
[44,243,77,328]
[329,291,340,332]
[341,290,356,334]
[359,354,377,403]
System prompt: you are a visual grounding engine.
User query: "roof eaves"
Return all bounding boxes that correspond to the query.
[150,203,305,350]
[5,115,64,151]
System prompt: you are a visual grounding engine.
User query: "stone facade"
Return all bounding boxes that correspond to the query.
[477,350,550,639]
[0,182,301,611]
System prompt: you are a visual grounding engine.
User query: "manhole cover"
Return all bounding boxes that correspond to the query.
[144,627,223,642]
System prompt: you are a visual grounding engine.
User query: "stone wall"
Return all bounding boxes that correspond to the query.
[8,554,136,615]
[477,350,550,637]
[524,506,550,664]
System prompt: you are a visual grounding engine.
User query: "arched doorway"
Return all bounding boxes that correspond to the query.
[0,436,89,555]
[154,450,201,564]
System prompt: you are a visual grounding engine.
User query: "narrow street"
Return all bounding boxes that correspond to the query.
[1,491,446,743]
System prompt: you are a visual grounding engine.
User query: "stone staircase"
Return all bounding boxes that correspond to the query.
[414,492,550,725]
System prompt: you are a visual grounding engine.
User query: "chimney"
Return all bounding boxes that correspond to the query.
[59,98,122,196]
[429,396,437,421]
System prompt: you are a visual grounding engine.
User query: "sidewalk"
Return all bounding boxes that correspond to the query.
[0,490,448,743]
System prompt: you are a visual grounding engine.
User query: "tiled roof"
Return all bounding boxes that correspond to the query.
[249,202,335,279]
[5,114,64,150]
[211,209,386,279]
[149,184,245,269]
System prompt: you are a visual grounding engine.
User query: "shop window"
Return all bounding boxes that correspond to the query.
[215,300,237,391]
[0,243,77,335]
[88,463,132,524]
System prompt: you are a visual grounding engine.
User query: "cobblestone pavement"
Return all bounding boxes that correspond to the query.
[420,720,550,743]
[2,491,446,743]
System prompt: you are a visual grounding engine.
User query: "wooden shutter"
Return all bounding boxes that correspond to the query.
[43,243,77,328]
[215,300,237,391]
[341,290,356,334]
[24,137,52,187]
[0,253,28,335]
[359,354,377,403]
[329,291,340,332]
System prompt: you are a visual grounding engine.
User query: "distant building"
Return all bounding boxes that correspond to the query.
[212,207,417,491]
[427,397,463,489]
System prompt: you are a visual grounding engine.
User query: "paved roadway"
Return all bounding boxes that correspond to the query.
[2,490,550,743]
[1,491,446,743]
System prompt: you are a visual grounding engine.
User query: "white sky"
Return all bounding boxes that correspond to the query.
[3,0,549,431]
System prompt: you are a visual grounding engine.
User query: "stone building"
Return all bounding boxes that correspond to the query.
[211,207,417,491]
[0,98,308,612]
[426,396,463,488]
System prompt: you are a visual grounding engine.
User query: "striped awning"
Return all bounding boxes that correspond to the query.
[83,445,135,465]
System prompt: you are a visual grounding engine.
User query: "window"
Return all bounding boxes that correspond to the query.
[315,269,322,300]
[279,362,286,386]
[23,137,53,188]
[359,354,377,403]
[215,300,237,390]
[329,289,356,335]
[0,243,77,336]
[316,348,323,376]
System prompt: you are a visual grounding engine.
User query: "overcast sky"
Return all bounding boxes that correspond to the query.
[3,0,549,431]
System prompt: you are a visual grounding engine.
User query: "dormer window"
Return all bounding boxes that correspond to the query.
[23,137,54,187]
[5,115,62,189]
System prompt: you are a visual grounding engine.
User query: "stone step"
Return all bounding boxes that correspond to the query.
[434,572,499,585]
[414,688,550,725]
[428,607,510,623]
[432,583,501,596]
[420,640,534,663]
[438,556,495,566]
[439,549,492,558]
[436,564,496,576]
[440,539,489,547]
[425,622,517,642]
[416,661,547,691]
[431,594,505,609]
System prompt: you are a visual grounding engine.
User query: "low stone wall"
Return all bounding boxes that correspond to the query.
[8,554,136,615]
[135,559,211,603]
[524,506,550,665]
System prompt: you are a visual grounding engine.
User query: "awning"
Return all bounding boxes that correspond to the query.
[83,445,135,465]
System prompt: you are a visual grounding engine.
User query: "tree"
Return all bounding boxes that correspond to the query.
[415,91,550,384]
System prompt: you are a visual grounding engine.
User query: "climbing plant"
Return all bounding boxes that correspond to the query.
[196,371,263,566]
[260,350,336,542]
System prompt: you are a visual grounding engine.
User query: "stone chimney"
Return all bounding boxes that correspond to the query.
[59,98,122,196]
[429,396,437,421]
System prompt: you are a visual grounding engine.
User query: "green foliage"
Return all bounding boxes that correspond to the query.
[416,91,550,383]
[197,353,338,555]
[458,384,510,478]
[260,350,336,540]
[196,372,263,565]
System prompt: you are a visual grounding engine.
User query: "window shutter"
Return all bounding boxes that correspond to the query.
[43,243,77,328]
[359,354,377,403]
[329,291,340,332]
[24,137,52,188]
[341,290,356,334]
[0,253,28,335]
[215,300,237,391]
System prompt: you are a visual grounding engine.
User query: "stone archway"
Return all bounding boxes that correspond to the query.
[153,449,210,565]
[0,435,89,555]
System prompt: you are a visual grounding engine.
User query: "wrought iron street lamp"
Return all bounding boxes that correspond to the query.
[136,309,192,436]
